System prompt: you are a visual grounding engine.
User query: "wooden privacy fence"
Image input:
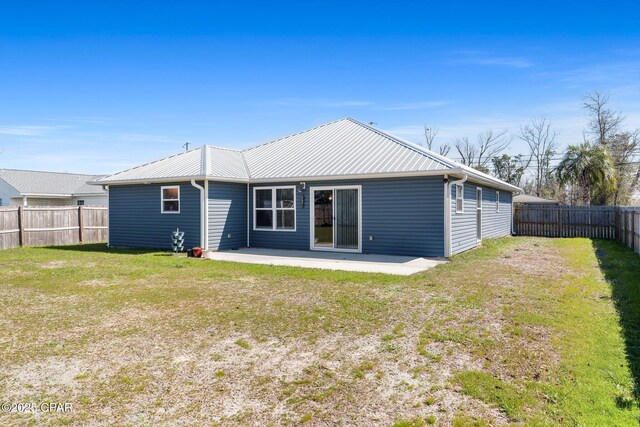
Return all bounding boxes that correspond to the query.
[0,206,108,250]
[514,205,640,255]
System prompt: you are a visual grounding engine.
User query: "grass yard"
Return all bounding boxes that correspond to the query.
[0,237,639,426]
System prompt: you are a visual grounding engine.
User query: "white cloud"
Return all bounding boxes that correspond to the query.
[377,101,451,111]
[0,125,68,136]
[448,51,533,68]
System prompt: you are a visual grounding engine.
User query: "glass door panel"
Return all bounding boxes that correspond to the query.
[335,189,359,250]
[313,190,333,248]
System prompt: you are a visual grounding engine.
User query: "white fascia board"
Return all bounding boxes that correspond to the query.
[93,176,210,186]
[19,193,73,197]
[248,169,452,183]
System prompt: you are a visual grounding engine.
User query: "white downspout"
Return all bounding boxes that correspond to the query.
[246,183,250,248]
[190,179,206,249]
[204,180,209,250]
[445,174,467,257]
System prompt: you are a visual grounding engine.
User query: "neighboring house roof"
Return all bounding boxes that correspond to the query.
[0,169,106,196]
[513,194,559,205]
[95,117,522,192]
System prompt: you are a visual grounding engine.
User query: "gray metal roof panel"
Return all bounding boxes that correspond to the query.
[207,146,249,179]
[242,118,452,179]
[99,147,204,182]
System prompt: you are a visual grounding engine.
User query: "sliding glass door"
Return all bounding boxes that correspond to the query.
[312,186,361,252]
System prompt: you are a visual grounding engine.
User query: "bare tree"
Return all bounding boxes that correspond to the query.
[519,118,557,197]
[423,125,438,150]
[421,124,451,156]
[583,90,624,146]
[439,144,451,156]
[455,129,512,173]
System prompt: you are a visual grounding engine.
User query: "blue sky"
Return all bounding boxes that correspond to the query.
[1,1,640,174]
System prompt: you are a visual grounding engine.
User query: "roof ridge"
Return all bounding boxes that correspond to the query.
[100,146,203,180]
[239,151,251,179]
[241,117,349,153]
[0,168,103,177]
[204,144,243,152]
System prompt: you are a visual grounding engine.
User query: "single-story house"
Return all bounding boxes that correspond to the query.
[0,169,107,207]
[513,194,559,205]
[94,118,521,257]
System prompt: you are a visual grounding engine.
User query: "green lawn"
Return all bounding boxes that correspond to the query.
[0,237,639,426]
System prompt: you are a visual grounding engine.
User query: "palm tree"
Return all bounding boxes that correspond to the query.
[556,142,617,205]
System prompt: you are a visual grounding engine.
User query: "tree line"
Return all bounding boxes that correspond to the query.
[422,91,640,206]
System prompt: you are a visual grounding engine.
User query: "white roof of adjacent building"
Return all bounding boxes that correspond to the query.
[513,194,559,205]
[95,117,521,192]
[0,169,106,196]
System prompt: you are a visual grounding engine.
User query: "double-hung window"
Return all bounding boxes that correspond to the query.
[455,184,464,214]
[254,187,296,231]
[161,186,180,213]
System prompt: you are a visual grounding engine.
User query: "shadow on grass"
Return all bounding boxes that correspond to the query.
[42,243,163,255]
[593,238,640,404]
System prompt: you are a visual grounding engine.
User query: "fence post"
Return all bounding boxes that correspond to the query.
[632,210,636,252]
[78,206,84,243]
[17,206,24,247]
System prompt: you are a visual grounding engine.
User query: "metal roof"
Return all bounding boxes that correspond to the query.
[0,169,106,196]
[242,118,452,179]
[96,118,521,192]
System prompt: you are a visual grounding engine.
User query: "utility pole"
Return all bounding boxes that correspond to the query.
[183,142,190,152]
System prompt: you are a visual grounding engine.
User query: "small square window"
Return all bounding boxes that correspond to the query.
[77,200,85,206]
[276,188,294,208]
[276,210,295,229]
[161,186,180,213]
[255,189,272,209]
[255,210,273,228]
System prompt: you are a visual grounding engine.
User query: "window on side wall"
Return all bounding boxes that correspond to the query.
[161,186,180,213]
[77,200,85,206]
[496,191,500,212]
[254,187,296,231]
[455,184,464,213]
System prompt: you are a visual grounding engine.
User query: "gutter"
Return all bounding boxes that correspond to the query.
[445,174,467,257]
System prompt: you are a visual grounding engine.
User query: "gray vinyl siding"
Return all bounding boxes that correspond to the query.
[249,176,445,257]
[208,181,247,250]
[109,182,201,249]
[482,190,513,238]
[0,179,20,206]
[451,182,512,255]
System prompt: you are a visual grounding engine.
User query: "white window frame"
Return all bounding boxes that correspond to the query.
[455,184,464,214]
[496,191,500,212]
[253,186,296,232]
[477,187,482,210]
[309,185,362,253]
[161,185,181,214]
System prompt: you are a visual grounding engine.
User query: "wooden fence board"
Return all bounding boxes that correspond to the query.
[515,205,640,255]
[0,206,107,250]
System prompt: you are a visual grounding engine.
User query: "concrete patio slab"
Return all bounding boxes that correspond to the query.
[206,248,447,275]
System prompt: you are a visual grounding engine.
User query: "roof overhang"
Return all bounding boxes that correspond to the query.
[93,168,522,193]
[17,193,73,198]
